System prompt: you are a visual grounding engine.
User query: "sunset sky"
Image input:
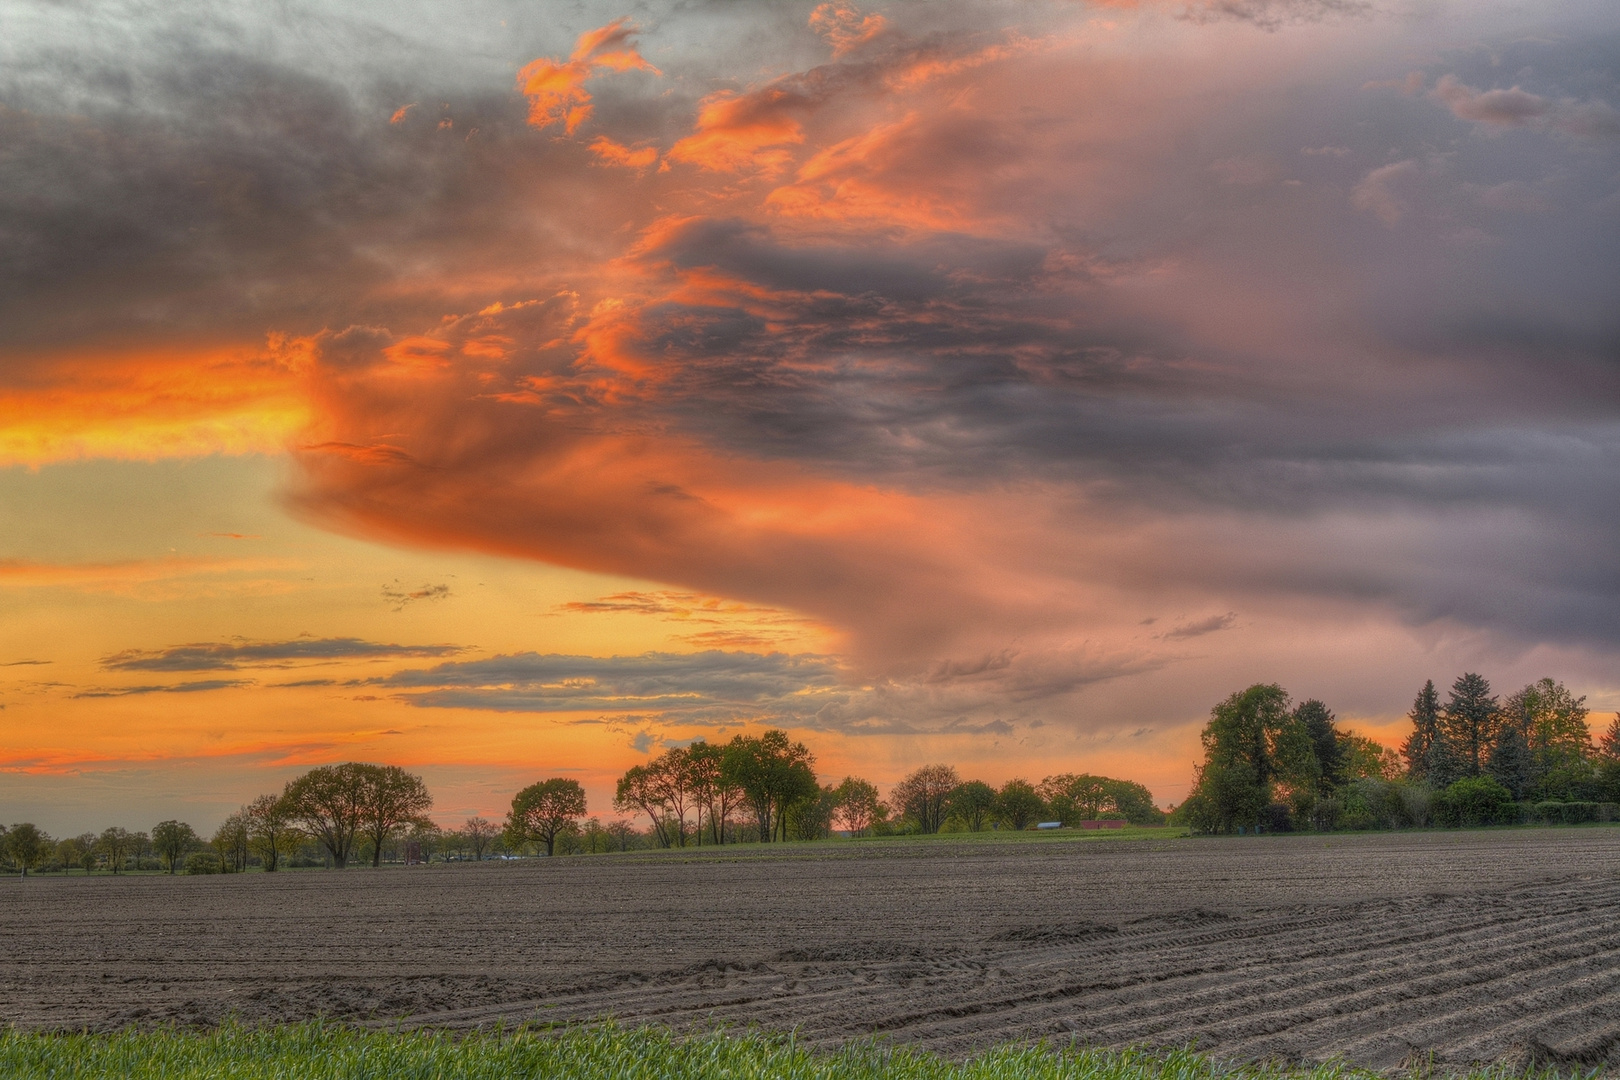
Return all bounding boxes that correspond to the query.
[3,0,1618,834]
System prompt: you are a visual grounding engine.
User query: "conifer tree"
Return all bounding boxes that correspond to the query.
[1295,699,1341,792]
[1401,681,1441,780]
[1426,728,1466,788]
[1487,723,1532,800]
[1441,673,1500,778]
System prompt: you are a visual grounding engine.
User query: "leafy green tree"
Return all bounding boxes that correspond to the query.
[1204,684,1292,787]
[993,778,1046,831]
[55,834,89,874]
[507,778,587,856]
[97,827,135,874]
[615,762,677,848]
[720,730,817,842]
[685,740,742,845]
[5,823,51,876]
[789,784,839,840]
[282,763,371,868]
[1038,774,1110,824]
[1442,673,1500,778]
[891,764,960,834]
[70,832,98,872]
[356,765,434,867]
[151,820,200,874]
[1506,678,1594,801]
[212,812,250,872]
[1187,684,1312,830]
[646,747,697,846]
[245,794,300,872]
[1338,733,1400,781]
[1400,681,1441,780]
[946,780,996,831]
[1101,778,1164,825]
[1189,759,1268,832]
[833,776,882,837]
[1295,700,1342,791]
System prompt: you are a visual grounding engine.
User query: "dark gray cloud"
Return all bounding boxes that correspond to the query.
[375,649,845,715]
[73,679,250,698]
[100,637,463,671]
[370,645,1162,736]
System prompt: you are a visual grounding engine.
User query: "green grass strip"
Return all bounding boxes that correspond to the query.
[0,1023,1592,1080]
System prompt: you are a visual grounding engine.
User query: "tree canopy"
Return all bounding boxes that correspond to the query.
[506,778,588,856]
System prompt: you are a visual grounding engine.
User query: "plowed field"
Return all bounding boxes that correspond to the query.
[4,829,1618,1068]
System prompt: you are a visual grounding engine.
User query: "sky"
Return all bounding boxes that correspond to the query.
[2,0,1617,835]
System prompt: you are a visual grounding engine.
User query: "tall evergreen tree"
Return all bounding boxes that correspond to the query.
[1295,699,1341,791]
[1487,723,1532,800]
[1427,727,1466,788]
[1401,681,1441,780]
[1441,672,1500,778]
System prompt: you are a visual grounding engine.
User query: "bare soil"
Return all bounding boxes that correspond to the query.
[3,828,1618,1068]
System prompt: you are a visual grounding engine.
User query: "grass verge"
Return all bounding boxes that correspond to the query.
[0,1023,1592,1080]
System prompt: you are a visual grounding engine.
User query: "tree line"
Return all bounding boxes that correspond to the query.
[1176,674,1620,834]
[1,732,1168,875]
[605,732,1165,847]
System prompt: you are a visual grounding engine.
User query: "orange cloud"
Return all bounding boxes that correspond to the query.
[516,18,659,134]
[766,114,967,229]
[809,2,888,57]
[0,556,296,596]
[588,136,660,170]
[666,88,807,174]
[0,344,307,465]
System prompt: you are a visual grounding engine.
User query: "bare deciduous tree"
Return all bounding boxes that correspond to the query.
[890,764,960,834]
[461,816,497,861]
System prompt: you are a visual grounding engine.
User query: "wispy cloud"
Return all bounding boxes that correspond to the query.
[100,638,464,672]
[381,582,451,611]
[74,679,253,698]
[375,650,845,716]
[1158,613,1239,641]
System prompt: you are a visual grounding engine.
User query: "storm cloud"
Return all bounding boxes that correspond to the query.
[5,0,1619,742]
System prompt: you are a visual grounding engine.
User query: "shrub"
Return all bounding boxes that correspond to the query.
[1534,801,1600,824]
[1310,796,1342,831]
[183,851,222,875]
[1398,784,1433,828]
[1434,776,1516,827]
[1341,809,1377,831]
[1259,802,1293,833]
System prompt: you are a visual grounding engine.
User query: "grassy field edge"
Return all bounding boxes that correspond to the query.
[0,1022,1598,1080]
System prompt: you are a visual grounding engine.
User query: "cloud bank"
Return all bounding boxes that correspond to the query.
[4,0,1618,740]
